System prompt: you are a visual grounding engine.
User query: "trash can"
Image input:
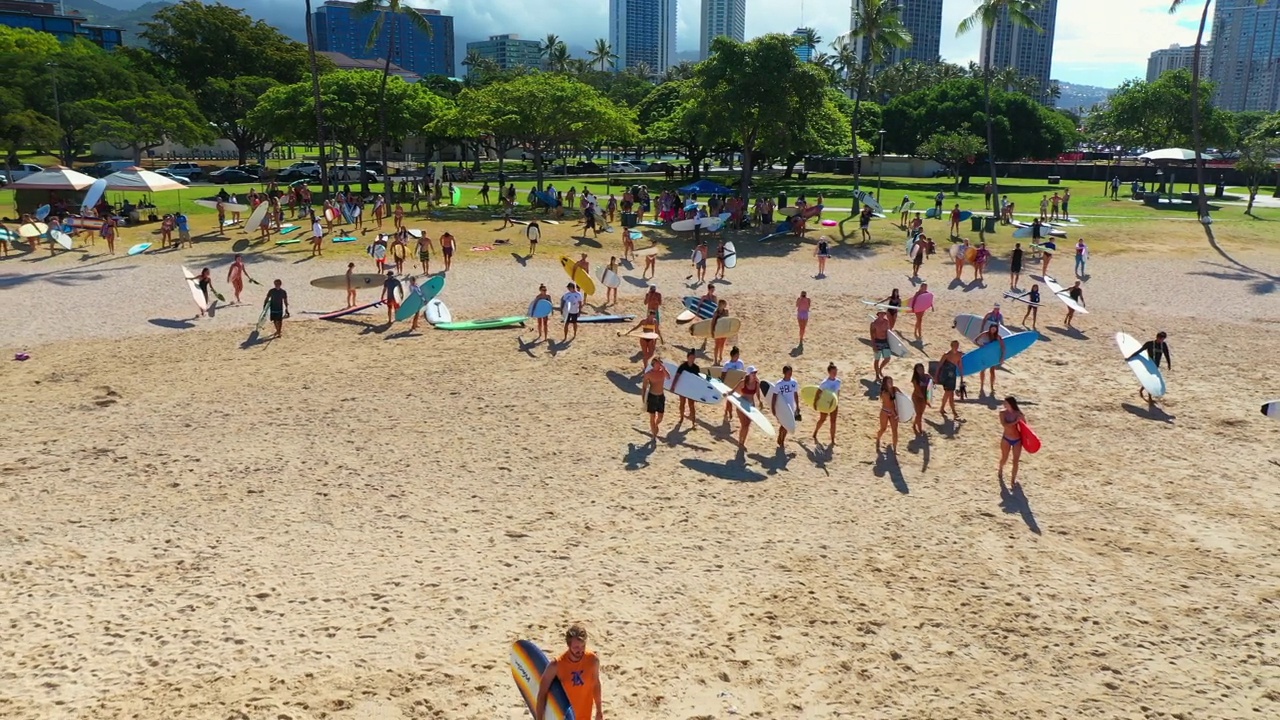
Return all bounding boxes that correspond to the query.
[983,216,998,233]
[1047,175,1061,185]
[778,192,788,208]
[621,211,637,228]
[970,216,983,232]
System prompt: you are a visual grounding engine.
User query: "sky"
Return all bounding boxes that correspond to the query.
[250,0,1211,89]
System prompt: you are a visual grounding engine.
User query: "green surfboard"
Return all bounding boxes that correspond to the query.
[434,316,526,331]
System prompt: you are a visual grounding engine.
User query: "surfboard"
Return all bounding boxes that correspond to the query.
[274,239,301,246]
[598,267,621,289]
[576,315,633,324]
[670,216,723,232]
[907,291,934,313]
[689,316,740,339]
[632,246,659,257]
[765,383,797,434]
[67,217,103,231]
[126,242,150,256]
[311,273,386,290]
[1115,332,1166,398]
[1042,275,1088,314]
[954,313,1012,344]
[435,316,526,331]
[1019,420,1042,453]
[957,210,973,222]
[925,206,940,219]
[852,189,884,214]
[528,298,554,318]
[681,296,718,319]
[675,310,697,324]
[560,256,596,296]
[450,186,462,205]
[244,201,270,232]
[324,207,338,223]
[424,298,451,324]
[18,222,48,238]
[959,331,1038,376]
[196,199,251,213]
[1262,401,1280,419]
[709,366,747,390]
[861,299,914,314]
[777,207,799,218]
[709,378,776,437]
[509,640,573,720]
[50,229,73,250]
[254,304,270,333]
[894,389,915,423]
[1013,225,1067,239]
[395,275,446,322]
[869,315,910,357]
[663,360,723,404]
[1002,290,1040,307]
[82,179,107,213]
[634,331,660,340]
[278,224,300,234]
[319,300,382,321]
[800,385,838,413]
[723,241,737,269]
[690,249,704,266]
[181,265,209,312]
[333,236,357,243]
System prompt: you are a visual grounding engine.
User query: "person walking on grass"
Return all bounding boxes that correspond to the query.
[949,204,962,237]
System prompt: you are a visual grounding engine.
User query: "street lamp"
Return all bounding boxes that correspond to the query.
[876,129,887,202]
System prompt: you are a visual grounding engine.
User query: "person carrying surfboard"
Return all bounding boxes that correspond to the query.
[909,364,931,437]
[639,357,671,442]
[531,284,553,342]
[811,363,842,446]
[975,324,1008,397]
[733,367,764,448]
[934,342,964,420]
[720,347,746,426]
[1062,280,1086,329]
[870,312,894,381]
[710,301,731,365]
[907,284,933,342]
[692,239,709,284]
[998,396,1028,487]
[620,310,662,367]
[380,271,400,325]
[1040,238,1057,277]
[875,376,902,452]
[1127,332,1172,404]
[771,365,800,447]
[1020,285,1041,330]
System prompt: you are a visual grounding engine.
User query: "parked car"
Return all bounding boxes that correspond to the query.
[6,163,44,182]
[164,161,204,180]
[328,164,378,183]
[608,161,640,173]
[359,161,386,175]
[152,168,192,186]
[0,172,7,186]
[647,161,678,173]
[209,167,258,184]
[234,163,267,178]
[279,161,322,179]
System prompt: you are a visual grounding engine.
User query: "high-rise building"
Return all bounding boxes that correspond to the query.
[466,34,543,73]
[610,0,677,72]
[792,28,814,63]
[979,0,1059,104]
[847,0,943,68]
[1207,0,1280,111]
[1146,43,1207,82]
[700,0,745,60]
[313,1,455,78]
[0,0,123,50]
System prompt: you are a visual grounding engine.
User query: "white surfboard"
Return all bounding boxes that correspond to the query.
[861,299,918,314]
[723,241,737,269]
[196,198,251,213]
[764,383,797,434]
[244,201,270,232]
[81,178,107,213]
[1116,332,1166,398]
[1262,401,1280,419]
[50,229,72,250]
[894,389,915,423]
[869,314,910,357]
[181,265,209,311]
[1043,275,1088,314]
[709,378,776,437]
[662,360,723,404]
[598,267,620,289]
[852,189,884,214]
[1013,224,1067,239]
[954,313,1012,344]
[424,298,451,325]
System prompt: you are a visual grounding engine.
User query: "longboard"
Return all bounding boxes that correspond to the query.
[1115,332,1166,398]
[509,640,573,720]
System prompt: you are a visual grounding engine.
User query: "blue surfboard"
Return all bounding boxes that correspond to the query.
[681,296,718,319]
[395,275,445,322]
[960,331,1038,376]
[510,639,574,720]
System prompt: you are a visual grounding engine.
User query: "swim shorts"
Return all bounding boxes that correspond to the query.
[646,392,666,414]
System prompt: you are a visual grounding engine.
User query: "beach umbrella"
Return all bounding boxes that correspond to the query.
[1139,148,1217,162]
[101,166,187,192]
[7,166,96,190]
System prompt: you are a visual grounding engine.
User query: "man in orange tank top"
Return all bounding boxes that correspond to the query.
[537,623,603,720]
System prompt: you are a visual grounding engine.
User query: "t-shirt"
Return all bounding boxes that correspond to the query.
[265,287,287,313]
[723,359,745,372]
[676,361,700,379]
[772,378,798,404]
[312,221,323,238]
[382,277,400,300]
[175,215,189,232]
[819,377,842,395]
[561,291,584,314]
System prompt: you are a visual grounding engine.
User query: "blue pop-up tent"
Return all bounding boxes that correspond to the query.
[678,179,733,195]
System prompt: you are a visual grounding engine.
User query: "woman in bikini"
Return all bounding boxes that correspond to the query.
[997,396,1026,486]
[934,340,964,420]
[909,363,930,436]
[714,240,727,280]
[875,375,901,451]
[878,289,902,330]
[710,300,731,365]
[226,254,254,304]
[733,367,763,448]
[603,256,620,306]
[620,309,663,367]
[815,237,830,278]
[795,291,810,346]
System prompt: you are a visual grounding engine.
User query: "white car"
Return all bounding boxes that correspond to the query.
[165,162,204,180]
[153,169,191,186]
[6,163,44,181]
[329,165,378,183]
[608,161,640,173]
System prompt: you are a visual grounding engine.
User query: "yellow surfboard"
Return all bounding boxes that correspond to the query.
[689,316,741,339]
[800,385,838,413]
[559,256,596,296]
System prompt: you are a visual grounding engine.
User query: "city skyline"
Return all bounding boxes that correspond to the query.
[1207,0,1280,112]
[700,0,746,61]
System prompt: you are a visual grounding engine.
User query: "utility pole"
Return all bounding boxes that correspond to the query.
[48,63,65,166]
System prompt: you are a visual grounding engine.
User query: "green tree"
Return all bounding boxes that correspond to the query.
[0,87,60,169]
[354,0,433,203]
[760,87,853,177]
[636,80,721,179]
[697,34,830,204]
[304,0,331,196]
[539,34,564,68]
[1088,70,1233,152]
[473,73,633,189]
[917,128,988,196]
[844,0,912,195]
[141,1,316,164]
[588,38,617,71]
[1236,114,1280,214]
[957,0,1041,217]
[84,92,211,164]
[0,25,61,55]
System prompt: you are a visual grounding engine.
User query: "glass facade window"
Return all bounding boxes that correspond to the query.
[313,1,455,78]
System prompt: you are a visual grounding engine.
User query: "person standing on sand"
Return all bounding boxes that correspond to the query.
[975,324,1007,397]
[1040,238,1056,278]
[561,282,584,342]
[603,256,621,306]
[1010,243,1024,290]
[870,311,893,380]
[537,624,604,720]
[998,396,1027,487]
[934,341,964,420]
[226,254,253,304]
[719,347,746,426]
[642,249,657,279]
[102,216,117,254]
[878,289,902,330]
[194,268,220,315]
[526,219,540,257]
[391,230,408,275]
[732,367,763,448]
[310,210,324,257]
[810,363,842,446]
[620,309,662,367]
[1021,285,1040,329]
[639,357,671,442]
[973,242,989,283]
[710,300,731,365]
[1074,238,1088,278]
[859,205,873,243]
[344,263,359,308]
[796,291,810,346]
[875,375,901,452]
[532,284,553,342]
[673,348,701,428]
[907,283,932,341]
[644,285,662,325]
[416,232,434,275]
[910,363,930,436]
[404,275,426,332]
[440,232,455,271]
[693,239,709,284]
[1127,331,1172,403]
[714,239,727,280]
[910,237,925,279]
[264,279,289,338]
[381,270,400,325]
[1063,280,1085,329]
[953,238,970,280]
[815,237,831,278]
[770,365,800,447]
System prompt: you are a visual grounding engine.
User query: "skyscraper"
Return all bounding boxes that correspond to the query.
[609,0,677,72]
[1208,0,1280,111]
[792,28,814,63]
[1146,43,1207,83]
[313,1,455,78]
[848,0,943,68]
[979,0,1059,103]
[466,34,544,73]
[700,0,745,60]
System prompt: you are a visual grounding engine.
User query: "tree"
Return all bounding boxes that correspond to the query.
[1236,114,1280,214]
[354,0,433,204]
[84,92,211,164]
[794,27,821,58]
[0,88,59,170]
[1088,70,1233,152]
[141,1,316,164]
[917,128,987,196]
[637,80,722,179]
[540,34,563,63]
[304,0,331,196]
[958,0,1040,220]
[588,38,617,72]
[697,34,830,205]
[473,73,634,189]
[844,0,912,196]
[760,87,853,177]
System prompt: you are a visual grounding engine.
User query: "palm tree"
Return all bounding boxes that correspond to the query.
[846,0,913,195]
[540,34,564,70]
[354,0,433,201]
[588,38,617,72]
[547,43,571,73]
[958,0,1039,217]
[628,61,655,80]
[303,0,330,197]
[794,27,821,60]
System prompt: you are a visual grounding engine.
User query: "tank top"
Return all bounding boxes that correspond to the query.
[555,650,598,718]
[742,377,759,396]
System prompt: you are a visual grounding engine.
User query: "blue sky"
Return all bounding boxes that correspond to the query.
[253,0,1211,88]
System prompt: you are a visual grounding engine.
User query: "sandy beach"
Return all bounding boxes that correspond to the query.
[1,217,1279,719]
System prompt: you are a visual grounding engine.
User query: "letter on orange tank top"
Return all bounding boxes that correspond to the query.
[556,650,597,719]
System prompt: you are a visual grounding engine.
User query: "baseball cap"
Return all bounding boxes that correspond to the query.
[746,366,757,374]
